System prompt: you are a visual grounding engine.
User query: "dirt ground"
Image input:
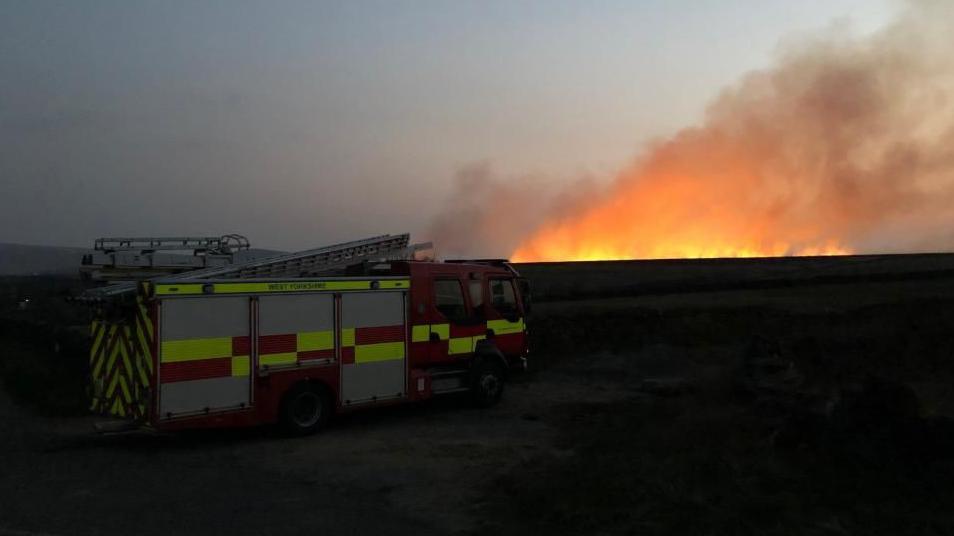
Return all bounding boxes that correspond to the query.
[3,273,954,535]
[0,343,630,535]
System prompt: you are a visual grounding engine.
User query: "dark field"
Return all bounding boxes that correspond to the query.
[3,256,954,535]
[516,252,954,301]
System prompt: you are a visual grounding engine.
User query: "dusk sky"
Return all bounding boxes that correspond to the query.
[1,0,895,252]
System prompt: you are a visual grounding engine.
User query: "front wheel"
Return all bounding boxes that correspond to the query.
[471,360,505,407]
[279,383,330,436]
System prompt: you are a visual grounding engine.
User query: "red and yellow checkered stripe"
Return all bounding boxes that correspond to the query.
[155,325,406,377]
[160,336,249,382]
[410,318,525,355]
[258,330,335,368]
[340,325,405,364]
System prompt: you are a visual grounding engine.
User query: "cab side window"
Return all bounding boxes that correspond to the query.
[434,279,467,321]
[489,278,518,315]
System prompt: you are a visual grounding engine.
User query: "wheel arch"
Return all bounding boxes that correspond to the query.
[473,340,508,376]
[276,378,335,435]
[278,378,336,418]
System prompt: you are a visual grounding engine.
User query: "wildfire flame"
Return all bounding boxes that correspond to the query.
[510,133,857,262]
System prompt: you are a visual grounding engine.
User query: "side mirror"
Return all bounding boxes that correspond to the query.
[517,278,531,314]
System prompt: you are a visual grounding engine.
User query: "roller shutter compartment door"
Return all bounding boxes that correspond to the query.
[340,291,407,405]
[258,294,335,370]
[158,297,251,418]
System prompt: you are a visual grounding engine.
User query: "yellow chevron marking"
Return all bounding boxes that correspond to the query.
[137,298,154,339]
[118,375,132,403]
[89,329,106,362]
[92,324,114,365]
[137,359,150,387]
[121,329,134,378]
[135,317,153,374]
[92,354,104,379]
[106,335,121,372]
[107,372,119,397]
[90,352,101,376]
[110,398,125,417]
[93,331,116,378]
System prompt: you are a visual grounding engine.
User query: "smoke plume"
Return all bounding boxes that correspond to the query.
[431,1,954,261]
[425,162,601,258]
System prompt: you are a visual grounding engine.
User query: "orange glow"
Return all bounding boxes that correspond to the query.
[511,131,855,262]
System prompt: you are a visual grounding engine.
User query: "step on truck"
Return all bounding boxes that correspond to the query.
[87,260,530,434]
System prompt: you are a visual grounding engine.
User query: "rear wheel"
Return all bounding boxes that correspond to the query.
[471,360,505,407]
[280,383,330,436]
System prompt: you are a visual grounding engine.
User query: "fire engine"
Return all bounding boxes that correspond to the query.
[83,234,530,434]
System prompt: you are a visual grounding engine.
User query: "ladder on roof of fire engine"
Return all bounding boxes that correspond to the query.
[83,233,431,299]
[94,234,251,254]
[183,233,414,279]
[81,234,254,281]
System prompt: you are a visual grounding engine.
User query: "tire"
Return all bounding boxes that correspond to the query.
[279,383,330,436]
[471,359,506,408]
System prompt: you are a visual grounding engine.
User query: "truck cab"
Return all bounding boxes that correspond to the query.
[406,260,529,370]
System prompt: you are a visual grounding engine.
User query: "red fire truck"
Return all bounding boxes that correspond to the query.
[88,260,530,434]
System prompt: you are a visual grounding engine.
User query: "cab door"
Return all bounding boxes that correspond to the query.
[428,278,484,364]
[485,277,525,357]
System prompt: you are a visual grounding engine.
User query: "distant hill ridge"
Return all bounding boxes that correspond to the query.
[0,243,89,276]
